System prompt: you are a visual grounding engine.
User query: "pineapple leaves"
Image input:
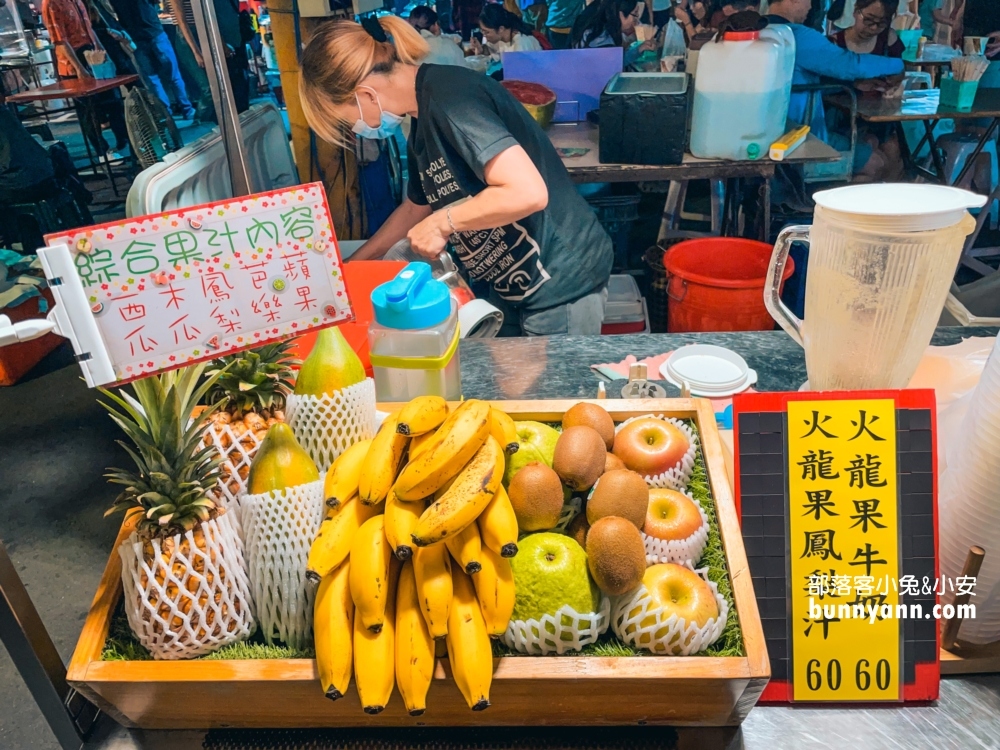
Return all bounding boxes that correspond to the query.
[99,362,228,538]
[204,341,298,416]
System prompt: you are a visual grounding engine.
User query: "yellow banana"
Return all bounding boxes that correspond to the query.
[359,413,409,505]
[412,437,504,547]
[323,439,372,509]
[314,561,353,700]
[473,547,515,637]
[350,515,394,633]
[409,429,438,462]
[395,560,435,716]
[477,483,519,558]
[393,400,492,501]
[353,558,398,714]
[445,521,483,574]
[412,542,452,638]
[396,396,449,437]
[384,491,424,561]
[489,408,519,455]
[306,495,381,583]
[446,567,493,711]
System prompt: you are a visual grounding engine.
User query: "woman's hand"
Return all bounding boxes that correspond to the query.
[638,39,659,53]
[674,6,691,25]
[469,37,484,55]
[407,211,452,259]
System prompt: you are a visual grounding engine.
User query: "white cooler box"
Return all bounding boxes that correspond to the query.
[601,274,650,334]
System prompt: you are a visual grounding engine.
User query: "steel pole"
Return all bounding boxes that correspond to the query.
[190,0,254,196]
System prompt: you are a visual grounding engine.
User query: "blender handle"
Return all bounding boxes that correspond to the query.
[765,225,809,347]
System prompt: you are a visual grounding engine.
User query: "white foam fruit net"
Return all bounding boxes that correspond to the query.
[642,494,710,566]
[118,510,255,660]
[202,418,265,512]
[612,565,728,656]
[503,596,611,655]
[242,477,326,649]
[614,415,698,490]
[286,379,377,472]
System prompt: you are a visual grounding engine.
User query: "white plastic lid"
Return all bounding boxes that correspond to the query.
[660,344,758,397]
[813,184,986,232]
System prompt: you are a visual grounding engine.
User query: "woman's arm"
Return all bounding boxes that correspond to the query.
[351,197,433,260]
[406,145,547,257]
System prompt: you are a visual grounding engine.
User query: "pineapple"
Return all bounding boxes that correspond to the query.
[201,342,298,500]
[101,364,254,658]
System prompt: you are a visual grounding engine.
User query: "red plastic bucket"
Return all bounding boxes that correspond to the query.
[663,238,793,332]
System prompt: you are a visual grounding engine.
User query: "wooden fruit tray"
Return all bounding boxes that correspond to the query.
[67,399,768,729]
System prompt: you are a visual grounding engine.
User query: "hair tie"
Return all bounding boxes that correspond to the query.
[361,16,388,42]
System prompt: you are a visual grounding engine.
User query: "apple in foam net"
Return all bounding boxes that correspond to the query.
[644,488,703,542]
[642,563,719,629]
[612,417,690,478]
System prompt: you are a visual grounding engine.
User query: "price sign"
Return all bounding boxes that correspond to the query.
[733,390,939,705]
[787,399,900,701]
[40,183,353,386]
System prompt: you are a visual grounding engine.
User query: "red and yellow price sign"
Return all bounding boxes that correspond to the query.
[787,399,901,702]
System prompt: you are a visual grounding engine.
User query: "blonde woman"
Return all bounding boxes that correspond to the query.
[299,16,612,336]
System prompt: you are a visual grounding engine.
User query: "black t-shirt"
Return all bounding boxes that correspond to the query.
[961,0,998,38]
[107,0,163,42]
[407,64,613,311]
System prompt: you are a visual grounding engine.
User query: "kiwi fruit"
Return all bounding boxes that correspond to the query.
[552,426,606,492]
[508,462,564,532]
[563,403,616,450]
[587,469,649,530]
[604,452,626,474]
[586,516,646,596]
[566,512,589,548]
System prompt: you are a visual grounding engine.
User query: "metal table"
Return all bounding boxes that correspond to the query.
[549,121,841,241]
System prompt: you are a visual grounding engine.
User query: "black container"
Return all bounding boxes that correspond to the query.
[599,72,688,166]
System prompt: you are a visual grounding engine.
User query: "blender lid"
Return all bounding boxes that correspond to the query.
[813,184,987,231]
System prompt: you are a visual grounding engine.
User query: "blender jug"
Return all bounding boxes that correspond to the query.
[764,184,985,390]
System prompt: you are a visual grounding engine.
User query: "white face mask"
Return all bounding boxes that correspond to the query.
[351,86,404,140]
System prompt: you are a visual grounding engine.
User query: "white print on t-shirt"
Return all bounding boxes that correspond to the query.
[420,157,550,303]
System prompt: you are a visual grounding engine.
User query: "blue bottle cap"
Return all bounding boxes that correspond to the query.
[371,262,452,330]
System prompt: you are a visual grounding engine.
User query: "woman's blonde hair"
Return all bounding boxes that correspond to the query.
[299,16,429,145]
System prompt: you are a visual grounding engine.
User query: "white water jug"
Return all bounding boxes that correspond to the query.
[689,26,795,161]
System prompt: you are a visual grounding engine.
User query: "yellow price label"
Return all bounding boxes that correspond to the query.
[787,400,901,702]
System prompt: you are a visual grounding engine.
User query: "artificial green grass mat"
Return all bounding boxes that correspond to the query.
[102,420,742,662]
[101,601,314,661]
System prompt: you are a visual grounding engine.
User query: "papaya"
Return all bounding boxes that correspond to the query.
[247,423,320,494]
[293,327,366,397]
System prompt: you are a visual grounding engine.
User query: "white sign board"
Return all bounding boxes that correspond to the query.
[42,182,353,386]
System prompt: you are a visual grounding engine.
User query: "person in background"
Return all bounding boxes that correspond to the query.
[105,0,195,119]
[167,0,214,120]
[167,0,250,119]
[471,4,544,58]
[545,0,585,48]
[647,0,672,29]
[765,0,904,137]
[452,0,485,38]
[831,0,905,181]
[407,5,468,66]
[572,0,658,67]
[673,0,713,37]
[931,0,960,45]
[40,0,129,158]
[298,17,613,335]
[832,0,904,54]
[709,0,759,27]
[523,0,549,30]
[959,0,999,56]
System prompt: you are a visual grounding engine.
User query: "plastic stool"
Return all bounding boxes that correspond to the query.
[939,132,999,230]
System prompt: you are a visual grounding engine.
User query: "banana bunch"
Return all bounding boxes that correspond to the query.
[310,397,518,714]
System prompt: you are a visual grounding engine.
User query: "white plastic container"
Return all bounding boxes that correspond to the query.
[689,27,796,161]
[368,262,462,402]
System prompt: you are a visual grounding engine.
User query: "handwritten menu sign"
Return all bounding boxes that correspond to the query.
[44,183,352,384]
[787,399,900,701]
